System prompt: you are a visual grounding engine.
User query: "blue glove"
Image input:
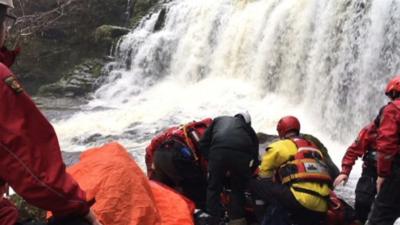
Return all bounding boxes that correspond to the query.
[179,147,193,159]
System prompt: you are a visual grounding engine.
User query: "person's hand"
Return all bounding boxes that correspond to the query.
[0,182,8,197]
[333,174,349,187]
[85,209,103,225]
[0,184,6,196]
[376,176,386,193]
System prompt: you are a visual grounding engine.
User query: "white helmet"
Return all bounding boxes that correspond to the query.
[0,0,14,8]
[235,111,251,125]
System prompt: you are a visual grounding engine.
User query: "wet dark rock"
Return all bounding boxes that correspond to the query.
[40,28,67,40]
[124,129,139,136]
[129,0,160,28]
[153,7,167,32]
[127,121,143,129]
[72,133,114,145]
[37,58,106,97]
[123,129,155,143]
[257,132,279,145]
[95,25,131,50]
[62,151,82,167]
[12,0,160,95]
[73,133,103,145]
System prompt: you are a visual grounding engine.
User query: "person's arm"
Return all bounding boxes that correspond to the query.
[0,64,90,217]
[333,127,371,187]
[248,127,260,169]
[0,197,18,225]
[258,140,295,178]
[341,126,371,176]
[376,103,400,177]
[198,120,215,161]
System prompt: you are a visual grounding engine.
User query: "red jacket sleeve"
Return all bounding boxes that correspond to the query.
[341,123,376,176]
[376,101,400,177]
[341,126,368,175]
[0,197,18,225]
[0,64,90,217]
[0,198,18,225]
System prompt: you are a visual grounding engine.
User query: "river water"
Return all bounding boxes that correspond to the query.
[39,0,400,221]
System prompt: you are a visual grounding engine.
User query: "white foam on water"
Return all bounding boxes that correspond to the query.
[51,1,400,211]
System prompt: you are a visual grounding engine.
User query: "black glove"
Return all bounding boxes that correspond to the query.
[194,209,222,225]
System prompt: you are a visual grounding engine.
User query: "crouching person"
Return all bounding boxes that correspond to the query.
[250,116,332,225]
[145,118,213,210]
[199,112,259,225]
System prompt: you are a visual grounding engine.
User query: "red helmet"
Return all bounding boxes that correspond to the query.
[277,116,300,138]
[385,75,400,97]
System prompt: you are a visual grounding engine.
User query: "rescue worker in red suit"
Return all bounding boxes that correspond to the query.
[198,112,259,225]
[145,118,213,209]
[0,1,101,225]
[334,111,383,224]
[250,116,332,225]
[367,76,400,225]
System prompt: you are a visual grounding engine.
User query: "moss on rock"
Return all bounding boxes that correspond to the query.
[94,25,131,50]
[38,58,107,97]
[129,0,160,27]
[11,0,160,95]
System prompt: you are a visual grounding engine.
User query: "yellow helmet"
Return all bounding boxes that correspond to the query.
[0,0,13,8]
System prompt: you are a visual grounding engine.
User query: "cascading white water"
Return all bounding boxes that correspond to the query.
[53,0,400,178]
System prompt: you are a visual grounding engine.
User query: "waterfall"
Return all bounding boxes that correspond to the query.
[53,0,400,170]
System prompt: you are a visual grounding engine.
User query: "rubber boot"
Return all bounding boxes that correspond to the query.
[228,218,247,225]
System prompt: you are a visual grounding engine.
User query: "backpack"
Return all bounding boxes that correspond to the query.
[326,192,357,225]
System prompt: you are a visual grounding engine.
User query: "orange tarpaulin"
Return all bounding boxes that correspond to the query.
[66,142,194,225]
[150,181,195,225]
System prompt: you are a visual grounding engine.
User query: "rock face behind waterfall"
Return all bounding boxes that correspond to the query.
[10,0,159,95]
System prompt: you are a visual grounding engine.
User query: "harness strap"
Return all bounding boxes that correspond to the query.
[183,124,199,161]
[292,186,330,200]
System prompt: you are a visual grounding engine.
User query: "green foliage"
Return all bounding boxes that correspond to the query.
[129,0,159,28]
[10,0,159,95]
[9,194,46,222]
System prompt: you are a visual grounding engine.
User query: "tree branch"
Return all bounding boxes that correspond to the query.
[15,0,78,36]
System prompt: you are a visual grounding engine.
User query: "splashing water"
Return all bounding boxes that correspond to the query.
[53,0,400,186]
